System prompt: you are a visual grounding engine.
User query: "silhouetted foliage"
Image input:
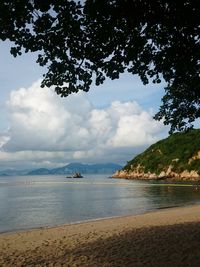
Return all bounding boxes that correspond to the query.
[0,0,199,132]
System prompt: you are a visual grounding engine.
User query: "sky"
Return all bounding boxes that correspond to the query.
[0,41,169,170]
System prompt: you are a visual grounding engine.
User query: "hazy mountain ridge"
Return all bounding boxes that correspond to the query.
[0,169,32,176]
[113,129,200,181]
[26,163,122,175]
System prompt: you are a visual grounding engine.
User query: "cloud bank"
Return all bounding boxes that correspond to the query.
[0,80,167,169]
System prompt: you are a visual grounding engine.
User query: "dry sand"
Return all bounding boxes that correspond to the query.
[1,204,200,266]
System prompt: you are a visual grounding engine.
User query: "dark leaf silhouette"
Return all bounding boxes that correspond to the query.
[0,0,199,132]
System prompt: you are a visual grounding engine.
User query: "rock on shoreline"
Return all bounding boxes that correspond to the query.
[113,168,200,181]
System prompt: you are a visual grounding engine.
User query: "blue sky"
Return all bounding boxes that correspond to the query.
[0,40,169,170]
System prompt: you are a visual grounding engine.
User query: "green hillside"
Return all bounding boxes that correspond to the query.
[124,129,200,176]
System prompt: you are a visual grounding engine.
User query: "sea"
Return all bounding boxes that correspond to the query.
[0,174,200,233]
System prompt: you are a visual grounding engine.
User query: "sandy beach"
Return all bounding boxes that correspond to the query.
[1,205,200,266]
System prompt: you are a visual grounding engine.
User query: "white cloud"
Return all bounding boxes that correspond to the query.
[5,80,93,152]
[109,111,163,147]
[0,80,168,168]
[0,134,10,149]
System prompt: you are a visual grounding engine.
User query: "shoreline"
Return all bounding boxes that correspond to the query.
[0,201,198,236]
[1,204,200,266]
[112,174,200,182]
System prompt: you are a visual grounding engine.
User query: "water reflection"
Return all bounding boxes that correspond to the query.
[0,175,200,233]
[141,183,200,209]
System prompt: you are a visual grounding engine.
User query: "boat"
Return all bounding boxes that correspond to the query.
[73,172,83,178]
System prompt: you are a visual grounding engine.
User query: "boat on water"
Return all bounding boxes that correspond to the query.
[73,172,83,178]
[66,172,83,178]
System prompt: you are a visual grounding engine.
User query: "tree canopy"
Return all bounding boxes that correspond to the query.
[0,0,199,132]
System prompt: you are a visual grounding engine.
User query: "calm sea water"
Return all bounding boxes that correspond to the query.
[0,174,200,233]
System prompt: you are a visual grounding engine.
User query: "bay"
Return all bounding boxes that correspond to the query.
[0,174,200,233]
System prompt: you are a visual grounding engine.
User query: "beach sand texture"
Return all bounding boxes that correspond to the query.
[0,204,200,266]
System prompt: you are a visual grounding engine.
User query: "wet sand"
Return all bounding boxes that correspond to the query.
[1,204,200,266]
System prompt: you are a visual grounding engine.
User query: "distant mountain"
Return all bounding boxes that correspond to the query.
[0,173,10,176]
[27,163,122,175]
[0,169,31,176]
[27,168,51,175]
